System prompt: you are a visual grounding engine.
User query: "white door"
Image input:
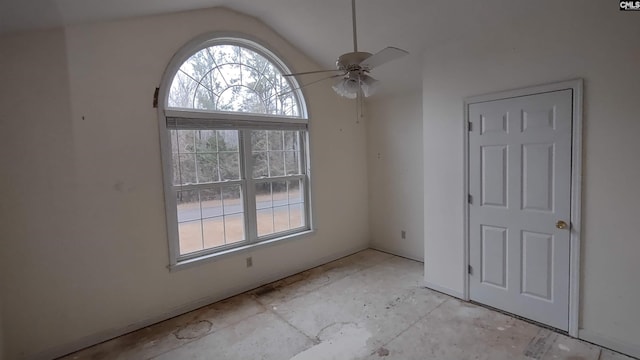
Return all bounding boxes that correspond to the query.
[468,89,573,331]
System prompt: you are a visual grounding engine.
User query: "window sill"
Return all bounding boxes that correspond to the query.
[168,229,315,272]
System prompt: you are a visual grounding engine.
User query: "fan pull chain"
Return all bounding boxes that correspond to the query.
[355,78,362,123]
[355,95,360,123]
[359,92,365,122]
[355,88,364,124]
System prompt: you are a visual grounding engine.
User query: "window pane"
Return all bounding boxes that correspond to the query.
[251,130,301,178]
[268,151,285,177]
[252,130,267,152]
[196,153,218,183]
[178,154,197,184]
[176,190,200,222]
[219,86,266,114]
[255,180,305,238]
[172,154,181,185]
[179,221,204,255]
[272,181,290,232]
[288,179,303,204]
[240,62,260,86]
[177,190,203,255]
[256,182,272,210]
[193,84,216,110]
[201,186,245,247]
[284,131,298,151]
[219,152,240,180]
[216,130,239,151]
[202,217,225,249]
[171,130,200,185]
[253,152,268,179]
[219,63,241,88]
[224,214,245,244]
[268,130,283,151]
[257,208,274,237]
[171,130,240,185]
[289,180,305,229]
[273,205,290,233]
[174,130,195,153]
[281,95,299,117]
[272,181,287,205]
[200,188,223,218]
[289,203,305,228]
[285,151,300,175]
[168,72,198,109]
[170,130,180,153]
[202,214,245,248]
[222,186,243,215]
[195,130,217,152]
[178,186,247,255]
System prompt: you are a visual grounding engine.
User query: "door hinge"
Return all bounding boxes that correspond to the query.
[468,194,473,204]
[468,121,473,131]
[468,265,473,275]
[153,87,159,108]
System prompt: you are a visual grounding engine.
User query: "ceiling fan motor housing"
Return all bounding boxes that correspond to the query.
[336,51,372,72]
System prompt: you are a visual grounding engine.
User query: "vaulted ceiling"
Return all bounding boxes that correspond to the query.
[0,0,573,94]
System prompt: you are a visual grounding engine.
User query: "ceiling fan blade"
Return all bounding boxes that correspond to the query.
[359,46,409,69]
[298,73,345,88]
[268,73,345,101]
[282,69,343,77]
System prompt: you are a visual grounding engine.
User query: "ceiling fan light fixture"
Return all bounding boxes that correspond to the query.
[360,75,379,97]
[332,76,360,99]
[332,73,378,99]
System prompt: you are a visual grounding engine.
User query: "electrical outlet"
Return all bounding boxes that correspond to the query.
[401,230,406,239]
[246,257,253,268]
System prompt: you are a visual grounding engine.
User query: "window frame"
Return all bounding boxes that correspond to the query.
[157,33,312,269]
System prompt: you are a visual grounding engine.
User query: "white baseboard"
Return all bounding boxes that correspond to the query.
[369,245,424,263]
[29,245,369,360]
[579,329,640,359]
[424,281,464,299]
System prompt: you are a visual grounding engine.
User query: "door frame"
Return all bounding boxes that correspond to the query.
[462,79,583,337]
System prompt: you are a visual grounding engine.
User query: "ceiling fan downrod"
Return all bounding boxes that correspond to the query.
[352,0,358,52]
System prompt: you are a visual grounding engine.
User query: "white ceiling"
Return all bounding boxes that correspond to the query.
[0,0,550,94]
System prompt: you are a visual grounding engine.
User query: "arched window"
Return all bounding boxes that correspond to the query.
[158,36,311,267]
[167,42,301,117]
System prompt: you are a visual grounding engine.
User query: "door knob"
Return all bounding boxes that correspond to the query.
[556,220,568,230]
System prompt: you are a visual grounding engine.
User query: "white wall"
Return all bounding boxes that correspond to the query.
[422,1,640,356]
[0,7,369,359]
[367,91,423,261]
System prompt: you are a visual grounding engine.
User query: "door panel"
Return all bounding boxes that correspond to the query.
[521,230,553,300]
[469,89,572,331]
[522,143,554,212]
[481,146,508,207]
[481,225,508,288]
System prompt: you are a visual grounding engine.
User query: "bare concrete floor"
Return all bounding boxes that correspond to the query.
[61,250,635,360]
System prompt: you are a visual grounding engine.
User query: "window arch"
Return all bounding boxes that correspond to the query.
[158,35,311,268]
[167,41,302,117]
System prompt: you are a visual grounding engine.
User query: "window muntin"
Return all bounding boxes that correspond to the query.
[168,44,301,118]
[176,185,245,255]
[252,130,302,178]
[252,130,306,238]
[171,129,241,185]
[162,38,310,263]
[255,178,306,237]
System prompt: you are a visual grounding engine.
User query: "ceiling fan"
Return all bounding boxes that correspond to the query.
[283,0,409,99]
